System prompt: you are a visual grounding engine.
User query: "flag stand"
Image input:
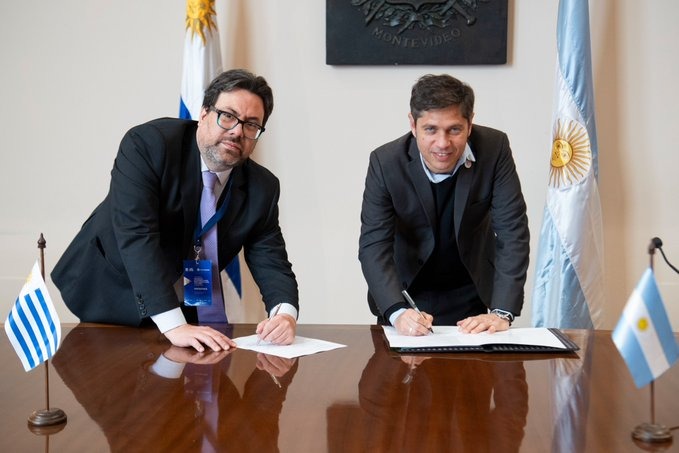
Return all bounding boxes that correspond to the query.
[27,234,67,429]
[631,242,672,444]
[631,383,672,444]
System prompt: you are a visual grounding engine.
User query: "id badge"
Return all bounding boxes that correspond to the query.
[183,259,213,307]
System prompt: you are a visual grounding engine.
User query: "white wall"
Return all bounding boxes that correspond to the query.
[1,0,678,330]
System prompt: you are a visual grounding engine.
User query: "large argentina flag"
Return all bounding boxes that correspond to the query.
[180,0,243,312]
[532,0,604,329]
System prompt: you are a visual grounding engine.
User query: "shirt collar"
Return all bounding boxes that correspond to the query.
[419,143,476,183]
[200,157,233,186]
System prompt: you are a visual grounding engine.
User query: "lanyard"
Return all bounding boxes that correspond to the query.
[193,176,234,255]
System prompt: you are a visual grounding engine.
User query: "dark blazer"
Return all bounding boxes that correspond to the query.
[52,118,298,326]
[358,125,529,321]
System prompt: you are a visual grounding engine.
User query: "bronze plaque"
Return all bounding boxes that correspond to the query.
[326,0,508,65]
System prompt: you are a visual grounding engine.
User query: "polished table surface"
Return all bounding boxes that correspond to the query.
[1,324,678,452]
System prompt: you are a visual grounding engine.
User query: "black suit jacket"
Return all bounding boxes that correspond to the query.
[52,118,298,325]
[358,126,529,321]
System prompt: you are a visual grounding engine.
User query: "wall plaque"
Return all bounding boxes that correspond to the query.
[326,0,508,65]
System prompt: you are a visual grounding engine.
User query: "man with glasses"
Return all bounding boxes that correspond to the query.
[52,69,298,351]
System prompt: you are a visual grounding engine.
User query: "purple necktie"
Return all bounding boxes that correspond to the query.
[197,171,227,324]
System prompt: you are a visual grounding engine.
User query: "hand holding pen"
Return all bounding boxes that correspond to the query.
[256,353,297,388]
[255,303,297,345]
[400,290,434,335]
[256,303,282,345]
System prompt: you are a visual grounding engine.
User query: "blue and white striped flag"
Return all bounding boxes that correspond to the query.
[5,261,61,372]
[179,0,243,316]
[532,0,604,329]
[612,268,679,388]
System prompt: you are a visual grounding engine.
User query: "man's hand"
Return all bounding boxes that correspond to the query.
[395,308,434,336]
[256,353,297,377]
[164,324,237,352]
[256,313,296,345]
[163,345,232,365]
[457,313,510,334]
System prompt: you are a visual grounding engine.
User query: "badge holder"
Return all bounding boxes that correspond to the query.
[183,244,213,307]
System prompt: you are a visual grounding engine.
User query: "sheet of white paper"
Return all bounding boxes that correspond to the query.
[382,326,568,349]
[233,334,346,359]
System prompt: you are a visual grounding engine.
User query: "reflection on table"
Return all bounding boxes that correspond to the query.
[332,331,529,452]
[52,325,296,452]
[0,324,677,452]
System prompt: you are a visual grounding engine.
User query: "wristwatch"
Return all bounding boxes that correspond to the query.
[490,309,514,325]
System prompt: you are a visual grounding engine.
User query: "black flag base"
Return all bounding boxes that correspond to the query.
[28,408,67,427]
[632,422,673,444]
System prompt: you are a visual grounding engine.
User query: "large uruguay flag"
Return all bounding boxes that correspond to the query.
[532,0,604,329]
[180,0,243,316]
[180,0,222,120]
[5,261,61,372]
[612,268,679,388]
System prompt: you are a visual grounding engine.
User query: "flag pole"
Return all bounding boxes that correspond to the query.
[38,234,50,412]
[27,233,67,428]
[631,241,672,444]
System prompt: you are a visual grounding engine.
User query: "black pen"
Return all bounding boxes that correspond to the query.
[401,290,434,334]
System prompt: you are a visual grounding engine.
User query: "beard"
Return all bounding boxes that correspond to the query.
[202,139,246,171]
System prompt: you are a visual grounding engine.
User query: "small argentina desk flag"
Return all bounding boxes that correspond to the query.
[4,261,61,372]
[612,268,679,388]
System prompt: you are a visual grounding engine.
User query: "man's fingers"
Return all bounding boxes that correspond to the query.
[457,314,509,334]
[410,315,432,336]
[257,315,296,345]
[164,324,236,352]
[196,328,235,351]
[396,310,432,336]
[190,338,205,352]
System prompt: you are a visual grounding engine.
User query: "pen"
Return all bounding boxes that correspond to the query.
[257,303,282,345]
[269,372,282,388]
[401,290,434,334]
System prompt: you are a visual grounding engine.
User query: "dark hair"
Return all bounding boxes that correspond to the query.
[409,74,475,122]
[202,69,274,126]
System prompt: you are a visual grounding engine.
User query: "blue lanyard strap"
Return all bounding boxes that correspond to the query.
[193,176,234,249]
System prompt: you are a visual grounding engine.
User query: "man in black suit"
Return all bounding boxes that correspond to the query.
[52,69,298,351]
[358,74,529,335]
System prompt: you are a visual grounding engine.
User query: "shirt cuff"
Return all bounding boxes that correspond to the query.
[273,303,298,320]
[149,353,186,379]
[389,308,407,326]
[151,307,187,334]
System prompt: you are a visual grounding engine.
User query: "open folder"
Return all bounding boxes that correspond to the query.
[382,326,579,353]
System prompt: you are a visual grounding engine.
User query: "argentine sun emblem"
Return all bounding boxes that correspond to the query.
[636,317,649,332]
[549,118,592,189]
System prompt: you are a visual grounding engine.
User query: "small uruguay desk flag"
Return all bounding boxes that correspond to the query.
[612,268,679,388]
[5,261,61,372]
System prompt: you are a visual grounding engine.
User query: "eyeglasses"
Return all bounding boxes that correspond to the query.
[210,107,265,140]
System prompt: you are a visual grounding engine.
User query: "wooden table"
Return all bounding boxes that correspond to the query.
[1,324,677,452]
